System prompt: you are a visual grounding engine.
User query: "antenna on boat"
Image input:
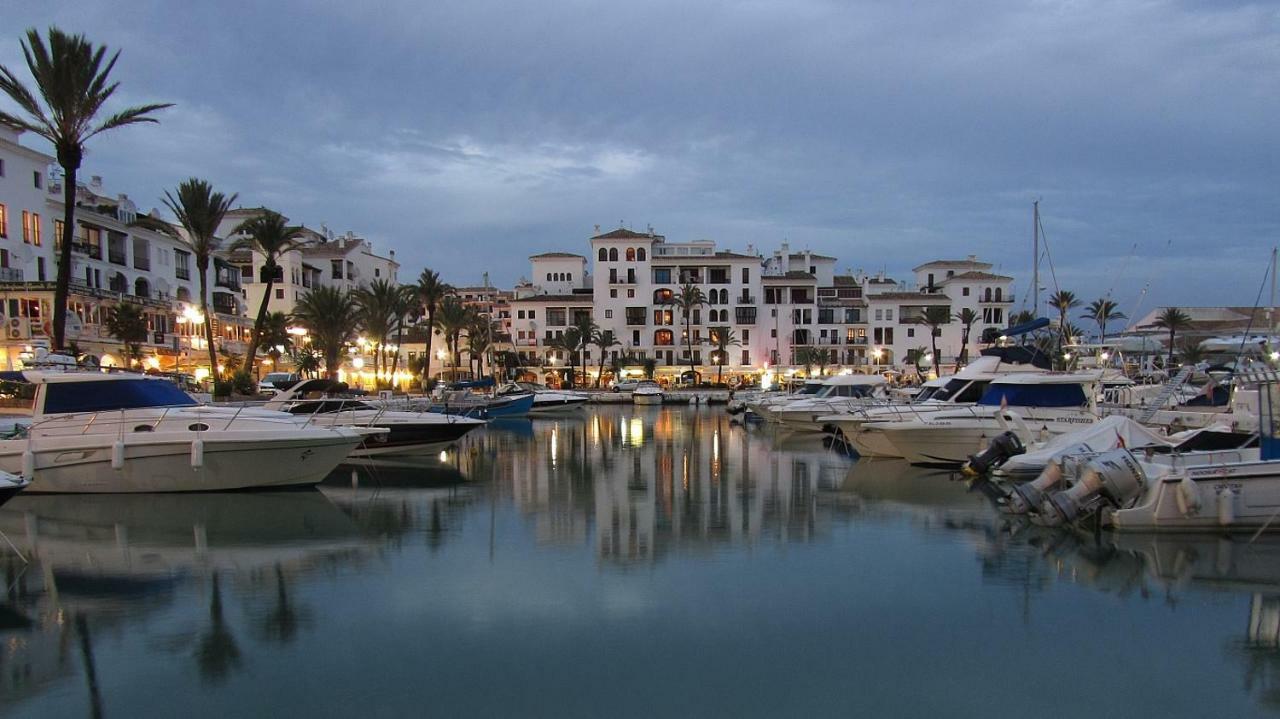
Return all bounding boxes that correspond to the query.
[1032,200,1039,319]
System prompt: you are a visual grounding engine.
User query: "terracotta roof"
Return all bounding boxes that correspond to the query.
[944,270,1012,281]
[870,292,952,301]
[302,238,364,257]
[713,251,759,259]
[511,293,594,303]
[590,228,653,240]
[530,252,585,259]
[788,253,836,261]
[912,259,992,272]
[832,275,859,286]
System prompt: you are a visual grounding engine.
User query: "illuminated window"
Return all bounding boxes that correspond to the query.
[654,329,674,346]
[0,204,6,238]
[625,247,635,261]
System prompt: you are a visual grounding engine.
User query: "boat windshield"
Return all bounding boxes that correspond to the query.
[286,399,374,414]
[797,383,823,395]
[43,378,198,414]
[978,382,1088,408]
[932,379,989,403]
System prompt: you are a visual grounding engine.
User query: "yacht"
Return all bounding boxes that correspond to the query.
[495,381,589,414]
[632,380,664,405]
[769,375,890,431]
[741,379,825,418]
[865,372,1102,467]
[0,371,366,493]
[820,355,1048,457]
[268,379,485,456]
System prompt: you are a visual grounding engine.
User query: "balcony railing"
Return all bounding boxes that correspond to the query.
[175,266,191,280]
[71,241,101,258]
[979,294,1014,304]
[0,268,24,282]
[134,257,150,271]
[109,250,128,266]
[737,295,756,304]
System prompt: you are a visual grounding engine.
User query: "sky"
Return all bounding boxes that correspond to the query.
[2,0,1277,321]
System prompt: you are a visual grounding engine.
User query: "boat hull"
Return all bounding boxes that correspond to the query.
[633,393,663,405]
[1110,460,1280,531]
[527,397,589,414]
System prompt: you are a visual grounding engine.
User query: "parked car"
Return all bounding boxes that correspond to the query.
[258,372,301,394]
[612,379,640,392]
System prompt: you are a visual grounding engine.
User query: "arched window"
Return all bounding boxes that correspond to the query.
[109,272,127,293]
[653,288,672,304]
[598,248,608,261]
[655,330,674,346]
[984,287,992,301]
[567,273,572,282]
[176,287,191,302]
[546,273,552,281]
[994,287,1002,301]
[719,289,728,304]
[608,248,618,261]
[626,247,636,261]
[708,291,718,306]
[637,248,646,261]
[134,277,150,298]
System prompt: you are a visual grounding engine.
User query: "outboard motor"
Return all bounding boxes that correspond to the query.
[1041,449,1148,526]
[1004,444,1091,514]
[962,431,1026,476]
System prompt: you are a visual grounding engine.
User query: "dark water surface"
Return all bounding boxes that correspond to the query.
[2,406,1279,717]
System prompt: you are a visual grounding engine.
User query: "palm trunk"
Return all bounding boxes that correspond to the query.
[198,261,218,378]
[1169,329,1176,368]
[246,269,275,370]
[596,347,607,388]
[423,307,436,384]
[53,161,80,351]
[390,322,404,379]
[685,312,695,379]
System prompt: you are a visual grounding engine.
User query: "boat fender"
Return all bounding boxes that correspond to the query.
[1175,476,1202,517]
[1217,486,1236,526]
[21,449,35,481]
[111,440,125,470]
[191,438,205,469]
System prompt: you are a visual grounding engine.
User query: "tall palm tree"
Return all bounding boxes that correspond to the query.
[354,278,401,378]
[288,345,322,378]
[709,327,740,385]
[1050,290,1081,365]
[551,327,583,388]
[953,308,978,366]
[592,329,619,387]
[1083,298,1126,344]
[672,283,706,380]
[162,179,237,378]
[432,296,471,378]
[916,306,951,376]
[0,28,172,350]
[292,286,359,380]
[231,210,303,368]
[106,301,149,364]
[387,285,416,380]
[258,311,292,369]
[794,346,815,377]
[415,269,451,385]
[1153,307,1193,368]
[1179,339,1208,366]
[571,315,598,389]
[466,314,493,378]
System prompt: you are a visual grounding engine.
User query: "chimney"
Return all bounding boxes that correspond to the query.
[967,254,977,262]
[90,175,103,189]
[389,250,395,260]
[337,236,346,249]
[594,224,600,234]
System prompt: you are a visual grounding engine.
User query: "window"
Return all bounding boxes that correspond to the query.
[32,171,41,189]
[174,250,192,280]
[962,287,970,297]
[632,330,640,345]
[609,268,617,283]
[375,268,380,278]
[610,289,617,298]
[742,349,750,364]
[907,327,915,338]
[608,248,618,261]
[546,272,551,281]
[809,265,816,274]
[742,267,749,283]
[331,260,343,279]
[874,309,883,321]
[604,309,613,319]
[637,248,646,261]
[654,330,674,346]
[598,247,607,261]
[546,308,566,326]
[653,288,672,304]
[653,268,671,284]
[885,309,893,321]
[0,158,4,176]
[627,289,634,298]
[771,328,776,338]
[529,310,535,319]
[0,204,6,238]
[626,307,646,325]
[626,248,635,261]
[653,309,673,325]
[275,288,284,299]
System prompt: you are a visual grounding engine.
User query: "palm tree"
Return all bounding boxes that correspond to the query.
[1179,339,1208,366]
[288,345,321,378]
[0,28,172,350]
[231,210,304,369]
[1050,290,1081,365]
[292,286,359,380]
[709,327,740,385]
[386,285,416,381]
[916,306,951,376]
[1083,298,1126,344]
[162,179,237,378]
[432,296,471,378]
[551,327,583,388]
[354,278,401,378]
[257,311,292,370]
[106,301,149,364]
[953,308,979,366]
[571,315,598,388]
[1153,307,1193,368]
[672,283,706,380]
[466,314,493,378]
[415,269,451,385]
[592,329,619,388]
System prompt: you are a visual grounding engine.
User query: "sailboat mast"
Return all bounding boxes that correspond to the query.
[1271,247,1277,336]
[1032,200,1040,318]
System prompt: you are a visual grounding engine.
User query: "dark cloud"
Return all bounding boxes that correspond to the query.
[3,0,1276,313]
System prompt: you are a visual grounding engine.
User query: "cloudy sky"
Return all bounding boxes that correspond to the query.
[3,1,1277,318]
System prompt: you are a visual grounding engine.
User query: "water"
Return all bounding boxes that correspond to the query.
[2,405,1278,717]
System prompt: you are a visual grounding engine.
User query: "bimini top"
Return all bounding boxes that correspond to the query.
[978,372,1099,408]
[35,374,198,414]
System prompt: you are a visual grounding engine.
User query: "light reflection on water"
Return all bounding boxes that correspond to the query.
[0,405,1278,717]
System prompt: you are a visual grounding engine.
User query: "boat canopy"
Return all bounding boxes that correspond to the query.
[43,377,198,414]
[450,378,496,389]
[977,376,1092,408]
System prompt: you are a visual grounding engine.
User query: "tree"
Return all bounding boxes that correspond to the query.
[0,28,172,350]
[915,306,951,376]
[1083,298,1126,344]
[592,329,619,388]
[432,296,471,378]
[288,345,321,378]
[708,327,740,386]
[386,285,416,380]
[571,314,598,389]
[1006,309,1037,346]
[953,308,979,366]
[1179,339,1208,366]
[672,283,706,380]
[642,357,657,379]
[105,301,148,364]
[794,346,816,377]
[466,314,493,378]
[162,179,237,378]
[257,311,292,369]
[354,278,401,378]
[550,327,583,388]
[415,269,451,385]
[231,210,303,368]
[1153,307,1193,368]
[1050,290,1081,366]
[292,286,359,380]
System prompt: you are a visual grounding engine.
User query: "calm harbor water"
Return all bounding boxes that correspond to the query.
[2,405,1279,717]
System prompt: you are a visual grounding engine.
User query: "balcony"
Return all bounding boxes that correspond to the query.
[734,308,758,324]
[847,336,869,345]
[134,257,150,271]
[626,317,647,326]
[109,250,128,266]
[737,295,757,304]
[979,293,1014,304]
[0,268,23,282]
[175,266,191,281]
[71,241,101,259]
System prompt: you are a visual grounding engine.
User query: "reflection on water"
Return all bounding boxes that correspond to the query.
[1,406,1279,717]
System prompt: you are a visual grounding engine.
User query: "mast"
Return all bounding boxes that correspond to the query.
[1032,200,1040,319]
[1271,247,1277,337]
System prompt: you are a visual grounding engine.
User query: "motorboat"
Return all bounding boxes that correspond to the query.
[495,381,588,414]
[632,380,664,405]
[268,379,485,456]
[0,371,367,493]
[741,379,825,419]
[820,355,1049,457]
[865,372,1103,467]
[769,375,890,431]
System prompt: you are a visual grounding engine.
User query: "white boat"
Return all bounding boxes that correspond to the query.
[769,375,890,431]
[867,372,1103,467]
[821,355,1049,457]
[632,380,664,405]
[268,379,485,457]
[496,381,589,414]
[0,371,366,493]
[743,379,825,419]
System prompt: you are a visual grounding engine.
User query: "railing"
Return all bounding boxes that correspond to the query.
[71,241,101,258]
[979,294,1014,303]
[0,267,24,282]
[109,251,128,266]
[175,266,191,280]
[738,295,756,304]
[134,257,150,271]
